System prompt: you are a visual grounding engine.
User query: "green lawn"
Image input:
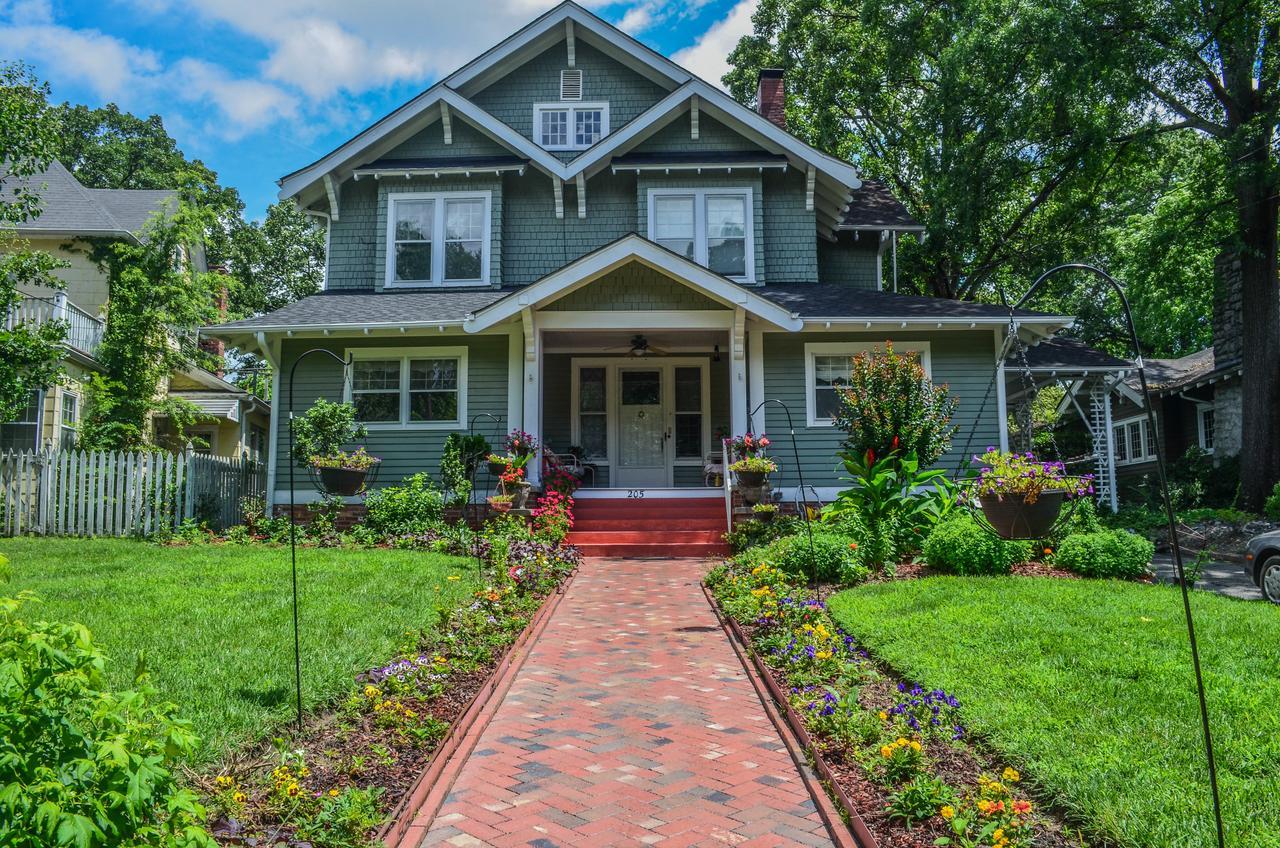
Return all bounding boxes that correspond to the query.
[829,577,1280,848]
[2,538,479,761]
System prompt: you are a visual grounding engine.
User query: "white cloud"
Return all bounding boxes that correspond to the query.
[673,0,757,88]
[0,22,163,100]
[171,59,299,138]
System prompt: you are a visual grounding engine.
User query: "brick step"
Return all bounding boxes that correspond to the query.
[574,503,724,518]
[571,517,726,531]
[572,541,732,558]
[566,530,726,545]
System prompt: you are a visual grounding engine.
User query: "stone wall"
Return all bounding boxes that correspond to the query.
[1213,250,1242,365]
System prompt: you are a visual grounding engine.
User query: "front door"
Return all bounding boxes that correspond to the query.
[615,367,668,487]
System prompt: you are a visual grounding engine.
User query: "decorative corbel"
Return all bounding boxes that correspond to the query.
[440,101,452,145]
[575,173,587,219]
[552,177,564,219]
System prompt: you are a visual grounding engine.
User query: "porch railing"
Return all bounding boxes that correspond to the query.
[5,293,104,358]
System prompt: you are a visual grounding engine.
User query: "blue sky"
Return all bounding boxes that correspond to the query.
[1,0,759,218]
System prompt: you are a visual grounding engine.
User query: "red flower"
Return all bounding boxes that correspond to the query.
[891,435,900,451]
[865,448,876,465]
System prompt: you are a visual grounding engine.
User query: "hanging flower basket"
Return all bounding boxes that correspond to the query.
[487,454,510,477]
[311,448,380,496]
[753,504,778,523]
[965,449,1094,540]
[978,490,1066,539]
[730,456,777,490]
[487,496,513,513]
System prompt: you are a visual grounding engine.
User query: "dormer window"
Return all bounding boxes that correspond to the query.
[534,103,609,150]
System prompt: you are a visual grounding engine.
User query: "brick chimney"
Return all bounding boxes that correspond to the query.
[200,264,229,377]
[756,69,786,129]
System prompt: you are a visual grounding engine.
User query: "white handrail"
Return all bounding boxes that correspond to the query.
[5,293,104,356]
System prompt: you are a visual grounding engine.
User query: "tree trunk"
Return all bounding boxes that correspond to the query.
[1234,140,1280,510]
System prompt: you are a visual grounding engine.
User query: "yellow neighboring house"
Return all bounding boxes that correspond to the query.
[1,160,269,459]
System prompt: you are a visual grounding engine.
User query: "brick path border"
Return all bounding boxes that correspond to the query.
[382,571,578,848]
[702,584,873,848]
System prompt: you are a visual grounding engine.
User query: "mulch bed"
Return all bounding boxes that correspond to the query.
[732,617,1088,848]
[196,582,568,847]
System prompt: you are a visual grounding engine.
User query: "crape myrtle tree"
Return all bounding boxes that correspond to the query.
[0,62,68,422]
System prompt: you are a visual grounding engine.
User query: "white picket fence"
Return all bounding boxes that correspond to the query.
[0,449,266,536]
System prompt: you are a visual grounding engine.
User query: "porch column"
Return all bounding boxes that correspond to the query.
[730,307,748,436]
[994,328,1010,452]
[506,325,523,433]
[747,326,765,433]
[521,309,542,486]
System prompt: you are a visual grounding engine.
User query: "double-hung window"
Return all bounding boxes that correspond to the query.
[60,392,78,448]
[803,342,931,427]
[386,192,490,287]
[0,389,40,452]
[1112,415,1157,465]
[648,188,754,281]
[533,103,609,150]
[1198,405,1216,452]
[346,347,467,428]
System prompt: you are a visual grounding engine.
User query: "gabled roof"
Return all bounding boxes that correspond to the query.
[1121,347,1241,395]
[465,234,804,331]
[1020,336,1131,372]
[278,1,861,230]
[839,180,921,232]
[3,160,176,239]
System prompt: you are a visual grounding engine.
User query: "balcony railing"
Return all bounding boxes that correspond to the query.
[5,293,105,358]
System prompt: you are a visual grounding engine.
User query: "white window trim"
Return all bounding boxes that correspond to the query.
[344,346,469,430]
[1197,404,1216,453]
[803,341,932,428]
[646,187,756,283]
[533,102,610,150]
[60,390,79,445]
[384,191,492,289]
[1112,413,1157,466]
[569,358,712,470]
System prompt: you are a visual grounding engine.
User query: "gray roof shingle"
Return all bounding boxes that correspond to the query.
[757,284,1057,320]
[2,160,176,238]
[840,179,921,230]
[1020,336,1131,371]
[207,288,515,331]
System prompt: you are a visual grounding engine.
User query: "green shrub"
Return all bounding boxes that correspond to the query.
[723,515,801,553]
[291,399,366,465]
[923,514,1034,575]
[363,473,444,536]
[0,591,214,848]
[1055,529,1154,579]
[1265,481,1280,521]
[743,530,869,585]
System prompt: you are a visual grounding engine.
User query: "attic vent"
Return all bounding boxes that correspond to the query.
[560,69,583,101]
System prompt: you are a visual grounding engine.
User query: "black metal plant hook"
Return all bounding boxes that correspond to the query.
[748,399,821,596]
[1008,263,1226,848]
[286,348,355,732]
[468,411,504,577]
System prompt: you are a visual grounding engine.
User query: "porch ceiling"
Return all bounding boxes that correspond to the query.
[542,328,729,351]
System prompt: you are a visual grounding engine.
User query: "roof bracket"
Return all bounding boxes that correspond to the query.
[552,178,564,219]
[576,173,587,219]
[440,102,452,144]
[323,173,340,222]
[565,19,576,67]
[733,307,746,360]
[690,95,699,140]
[805,165,816,212]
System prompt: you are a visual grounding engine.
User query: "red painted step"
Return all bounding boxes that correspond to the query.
[567,497,729,559]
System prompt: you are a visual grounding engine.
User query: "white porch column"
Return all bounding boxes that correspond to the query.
[994,328,1010,452]
[521,309,542,485]
[747,326,765,433]
[730,307,748,436]
[506,325,523,433]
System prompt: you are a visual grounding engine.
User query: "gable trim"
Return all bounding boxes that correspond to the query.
[463,234,803,332]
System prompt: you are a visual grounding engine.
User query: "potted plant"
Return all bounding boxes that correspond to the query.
[487,452,511,477]
[730,455,778,488]
[487,493,513,513]
[293,399,380,496]
[504,429,539,460]
[969,449,1094,539]
[499,461,533,509]
[752,502,779,523]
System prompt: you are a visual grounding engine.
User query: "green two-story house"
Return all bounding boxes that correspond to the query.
[206,1,1076,510]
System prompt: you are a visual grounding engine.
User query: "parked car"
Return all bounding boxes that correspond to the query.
[1245,528,1280,604]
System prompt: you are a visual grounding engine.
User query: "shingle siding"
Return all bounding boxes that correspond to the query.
[543,263,721,310]
[328,179,379,290]
[631,113,765,154]
[817,234,881,290]
[275,334,510,489]
[761,169,816,283]
[759,330,1000,488]
[471,40,667,155]
[383,117,513,159]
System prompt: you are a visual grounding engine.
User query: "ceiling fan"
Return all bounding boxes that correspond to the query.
[602,334,668,357]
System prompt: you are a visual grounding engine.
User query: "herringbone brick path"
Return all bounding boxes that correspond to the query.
[417,557,836,847]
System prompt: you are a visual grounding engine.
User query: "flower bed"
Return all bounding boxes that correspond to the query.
[706,560,1083,848]
[202,541,580,847]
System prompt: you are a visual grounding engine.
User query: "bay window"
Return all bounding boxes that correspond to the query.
[647,188,754,281]
[346,347,468,428]
[386,192,490,287]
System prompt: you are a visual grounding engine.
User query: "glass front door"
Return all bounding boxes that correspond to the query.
[615,367,668,487]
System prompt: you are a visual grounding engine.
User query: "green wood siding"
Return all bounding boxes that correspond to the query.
[762,169,817,283]
[631,113,766,154]
[328,179,379,290]
[471,41,668,160]
[544,264,722,310]
[274,334,511,490]
[501,170,637,285]
[384,117,512,159]
[373,176,503,290]
[758,331,1000,488]
[818,234,881,289]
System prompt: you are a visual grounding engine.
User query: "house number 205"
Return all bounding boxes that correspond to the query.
[626,489,646,499]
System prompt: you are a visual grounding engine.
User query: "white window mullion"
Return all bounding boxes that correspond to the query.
[694,195,708,266]
[399,356,411,425]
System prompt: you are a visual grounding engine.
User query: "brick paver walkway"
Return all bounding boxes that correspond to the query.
[418,557,836,848]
